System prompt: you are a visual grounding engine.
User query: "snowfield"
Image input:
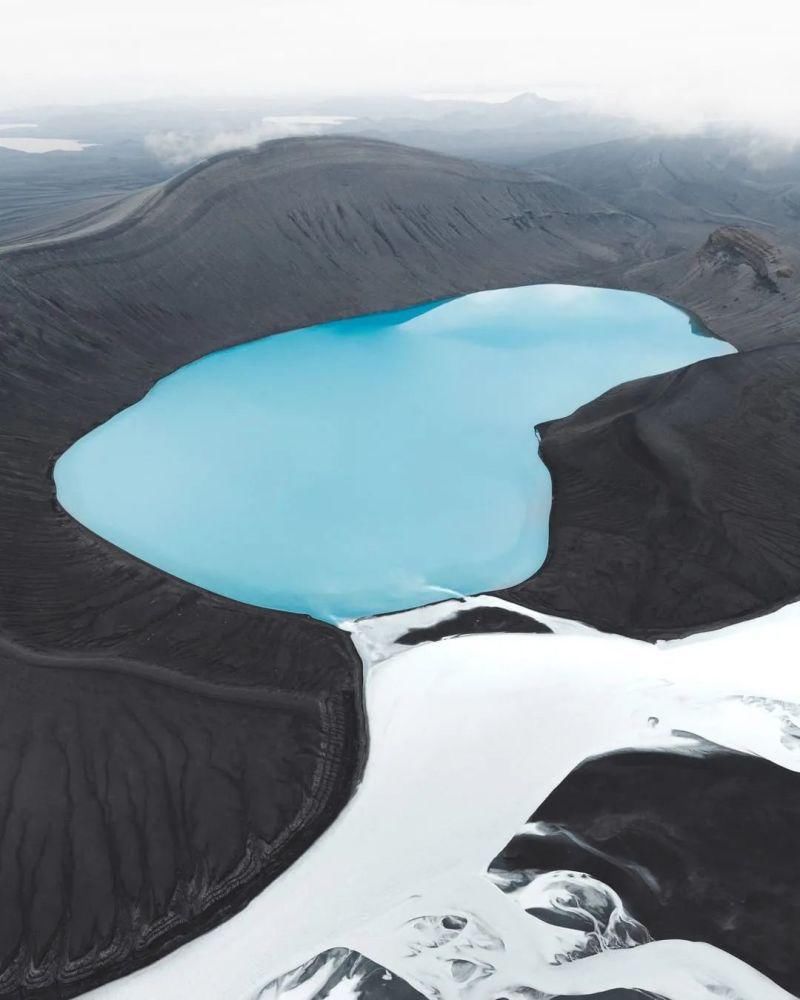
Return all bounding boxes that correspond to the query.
[87,597,800,1000]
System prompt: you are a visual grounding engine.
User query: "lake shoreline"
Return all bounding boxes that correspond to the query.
[54,285,731,623]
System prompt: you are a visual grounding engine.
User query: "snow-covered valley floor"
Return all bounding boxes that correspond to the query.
[87,597,800,1000]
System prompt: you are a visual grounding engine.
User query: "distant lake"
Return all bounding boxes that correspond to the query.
[0,135,93,153]
[55,286,733,622]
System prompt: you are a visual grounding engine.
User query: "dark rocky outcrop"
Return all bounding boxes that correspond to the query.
[698,226,791,291]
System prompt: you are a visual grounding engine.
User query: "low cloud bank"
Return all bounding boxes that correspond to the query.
[145,115,352,166]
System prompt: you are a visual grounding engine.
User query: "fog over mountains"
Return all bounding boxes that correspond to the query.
[2,92,800,245]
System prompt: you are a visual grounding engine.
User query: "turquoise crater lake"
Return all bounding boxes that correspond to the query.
[55,286,734,622]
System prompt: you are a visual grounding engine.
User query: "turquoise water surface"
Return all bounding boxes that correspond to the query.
[55,285,733,622]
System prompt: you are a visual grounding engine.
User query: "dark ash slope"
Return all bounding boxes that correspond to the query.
[496,344,800,639]
[0,136,649,997]
[532,131,800,249]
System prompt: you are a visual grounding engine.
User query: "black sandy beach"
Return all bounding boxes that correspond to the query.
[1,136,800,995]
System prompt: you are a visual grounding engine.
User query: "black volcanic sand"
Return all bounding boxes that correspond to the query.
[396,606,552,645]
[496,343,800,639]
[492,750,800,995]
[1,134,799,996]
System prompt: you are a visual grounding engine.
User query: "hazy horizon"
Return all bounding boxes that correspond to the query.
[3,0,800,136]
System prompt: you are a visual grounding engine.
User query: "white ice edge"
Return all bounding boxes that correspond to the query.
[87,597,800,1000]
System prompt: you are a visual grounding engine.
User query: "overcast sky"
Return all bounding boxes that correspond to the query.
[3,0,800,130]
